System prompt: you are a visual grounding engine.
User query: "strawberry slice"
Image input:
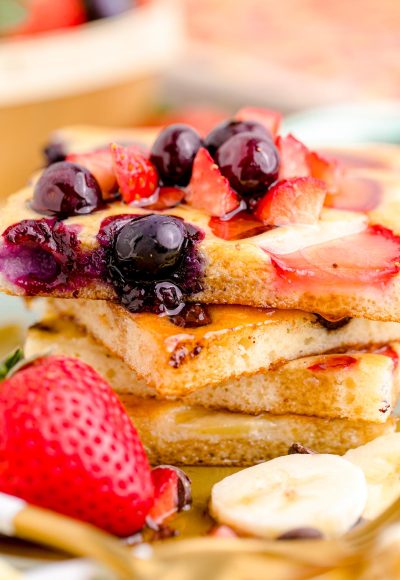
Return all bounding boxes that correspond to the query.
[66,148,117,197]
[186,147,241,217]
[147,187,185,210]
[255,177,327,226]
[235,107,282,137]
[307,355,357,372]
[308,151,339,188]
[209,212,270,240]
[270,225,400,286]
[146,465,191,529]
[111,143,159,206]
[325,175,383,212]
[276,134,311,179]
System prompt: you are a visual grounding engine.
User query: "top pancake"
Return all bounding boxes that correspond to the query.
[1,125,400,321]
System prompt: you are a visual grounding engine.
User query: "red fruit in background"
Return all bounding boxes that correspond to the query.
[146,465,191,529]
[235,107,282,138]
[276,134,310,179]
[209,525,238,538]
[111,143,159,206]
[6,0,86,37]
[156,106,228,137]
[325,175,383,213]
[0,355,154,536]
[270,225,400,286]
[308,151,339,188]
[186,147,241,217]
[147,187,185,210]
[255,177,327,226]
[66,148,117,198]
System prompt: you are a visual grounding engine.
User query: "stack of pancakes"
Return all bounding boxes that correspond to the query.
[4,126,400,466]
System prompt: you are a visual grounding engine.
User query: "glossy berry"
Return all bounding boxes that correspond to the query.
[204,119,272,157]
[43,141,66,166]
[150,124,202,186]
[31,162,104,219]
[84,0,133,20]
[0,355,154,536]
[112,215,187,279]
[154,281,184,315]
[216,133,279,196]
[169,303,211,328]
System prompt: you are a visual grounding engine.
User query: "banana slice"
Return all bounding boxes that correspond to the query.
[210,454,367,538]
[345,433,400,520]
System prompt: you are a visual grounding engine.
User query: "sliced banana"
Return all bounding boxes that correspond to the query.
[210,454,367,539]
[345,433,400,520]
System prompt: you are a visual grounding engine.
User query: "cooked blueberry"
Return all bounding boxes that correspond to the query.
[112,215,187,279]
[150,124,201,186]
[204,120,272,157]
[31,162,104,219]
[43,142,66,165]
[215,133,279,196]
[169,303,211,328]
[84,0,133,20]
[155,281,184,315]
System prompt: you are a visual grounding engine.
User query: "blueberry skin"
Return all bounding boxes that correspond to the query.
[204,119,272,158]
[150,124,202,186]
[31,162,103,219]
[215,132,280,196]
[112,214,187,279]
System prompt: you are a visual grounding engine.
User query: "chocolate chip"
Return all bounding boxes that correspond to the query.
[288,442,316,455]
[277,527,324,540]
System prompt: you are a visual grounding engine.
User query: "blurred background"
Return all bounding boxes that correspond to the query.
[1,0,400,196]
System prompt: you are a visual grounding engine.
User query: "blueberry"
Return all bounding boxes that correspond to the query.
[112,215,187,279]
[84,0,133,20]
[155,281,184,315]
[32,162,104,219]
[169,303,211,328]
[204,120,272,158]
[150,124,202,186]
[215,133,279,196]
[42,141,66,166]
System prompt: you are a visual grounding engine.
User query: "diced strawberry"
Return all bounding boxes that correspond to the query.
[270,225,400,286]
[308,151,339,188]
[325,175,383,212]
[7,0,86,37]
[209,525,238,538]
[209,212,270,240]
[307,355,357,372]
[111,143,159,206]
[186,148,241,217]
[255,177,327,226]
[276,134,311,179]
[147,187,185,210]
[235,107,282,137]
[146,465,191,529]
[66,148,117,198]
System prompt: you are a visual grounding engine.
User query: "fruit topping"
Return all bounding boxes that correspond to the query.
[215,133,280,196]
[150,124,202,187]
[147,187,185,210]
[168,303,211,328]
[111,143,159,206]
[84,0,133,20]
[255,177,327,226]
[276,134,311,179]
[314,314,352,331]
[102,214,204,316]
[0,354,154,536]
[204,119,272,158]
[31,161,104,219]
[67,147,117,197]
[235,107,282,138]
[308,151,339,187]
[112,215,187,279]
[307,355,358,372]
[1,219,78,291]
[270,225,400,286]
[186,147,241,217]
[146,465,192,529]
[43,141,66,165]
[325,175,382,212]
[209,525,238,538]
[371,344,399,368]
[211,454,367,539]
[209,212,271,240]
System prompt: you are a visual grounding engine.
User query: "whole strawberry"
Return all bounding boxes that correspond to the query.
[0,355,154,536]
